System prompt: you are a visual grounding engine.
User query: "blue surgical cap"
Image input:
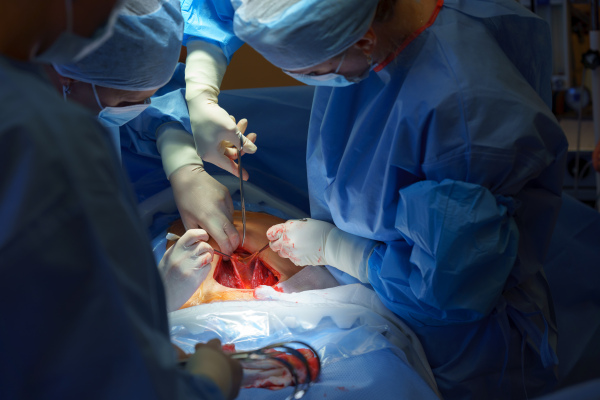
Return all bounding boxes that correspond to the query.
[232,0,380,70]
[54,0,183,91]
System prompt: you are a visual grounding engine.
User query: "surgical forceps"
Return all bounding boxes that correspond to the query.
[237,242,270,263]
[237,131,246,247]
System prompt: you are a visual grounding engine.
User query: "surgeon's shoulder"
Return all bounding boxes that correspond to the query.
[438,3,550,68]
[410,7,551,106]
[0,71,108,160]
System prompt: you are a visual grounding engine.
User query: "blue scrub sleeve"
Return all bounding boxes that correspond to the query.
[180,0,244,62]
[369,179,520,325]
[121,65,191,159]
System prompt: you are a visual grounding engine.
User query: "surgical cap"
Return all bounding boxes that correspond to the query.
[232,0,380,70]
[54,0,183,91]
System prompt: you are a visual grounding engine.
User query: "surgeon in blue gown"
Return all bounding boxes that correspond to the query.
[46,0,186,158]
[0,0,241,398]
[47,0,259,262]
[45,0,231,311]
[171,0,569,399]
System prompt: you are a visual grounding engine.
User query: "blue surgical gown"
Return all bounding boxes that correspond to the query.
[180,0,243,61]
[0,56,223,400]
[177,0,569,398]
[307,1,567,399]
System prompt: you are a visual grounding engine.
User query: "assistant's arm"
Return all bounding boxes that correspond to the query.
[180,0,256,175]
[153,1,257,254]
[267,179,520,325]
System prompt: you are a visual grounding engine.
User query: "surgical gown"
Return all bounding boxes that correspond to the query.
[307,2,568,399]
[0,57,223,400]
[179,0,568,398]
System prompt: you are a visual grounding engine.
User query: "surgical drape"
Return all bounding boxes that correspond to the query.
[307,1,567,398]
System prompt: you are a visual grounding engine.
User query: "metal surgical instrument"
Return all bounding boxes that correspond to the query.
[237,131,246,247]
[237,242,270,263]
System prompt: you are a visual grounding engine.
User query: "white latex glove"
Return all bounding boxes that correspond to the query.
[158,229,214,312]
[156,121,204,179]
[186,339,242,400]
[157,118,257,180]
[170,165,238,257]
[267,218,379,283]
[157,120,257,256]
[185,40,257,176]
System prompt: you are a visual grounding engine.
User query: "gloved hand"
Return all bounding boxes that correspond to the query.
[185,39,257,176]
[267,218,379,283]
[170,165,239,257]
[157,119,257,256]
[186,339,242,400]
[158,229,214,312]
[157,118,257,180]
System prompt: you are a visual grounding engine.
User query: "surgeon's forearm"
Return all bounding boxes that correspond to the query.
[156,122,203,178]
[325,228,380,283]
[185,40,227,101]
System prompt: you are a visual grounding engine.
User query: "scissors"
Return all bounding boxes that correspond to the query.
[237,131,246,247]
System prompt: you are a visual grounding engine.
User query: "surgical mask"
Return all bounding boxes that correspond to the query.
[92,83,150,160]
[92,84,150,127]
[284,52,376,87]
[36,0,117,64]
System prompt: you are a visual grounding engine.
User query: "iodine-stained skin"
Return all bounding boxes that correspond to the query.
[166,211,302,307]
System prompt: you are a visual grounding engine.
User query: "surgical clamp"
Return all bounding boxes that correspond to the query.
[237,131,246,247]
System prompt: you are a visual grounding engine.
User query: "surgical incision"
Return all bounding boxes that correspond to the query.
[166,211,302,308]
[214,250,279,289]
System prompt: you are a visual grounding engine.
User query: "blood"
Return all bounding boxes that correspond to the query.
[214,249,280,289]
[167,212,303,307]
[222,344,236,354]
